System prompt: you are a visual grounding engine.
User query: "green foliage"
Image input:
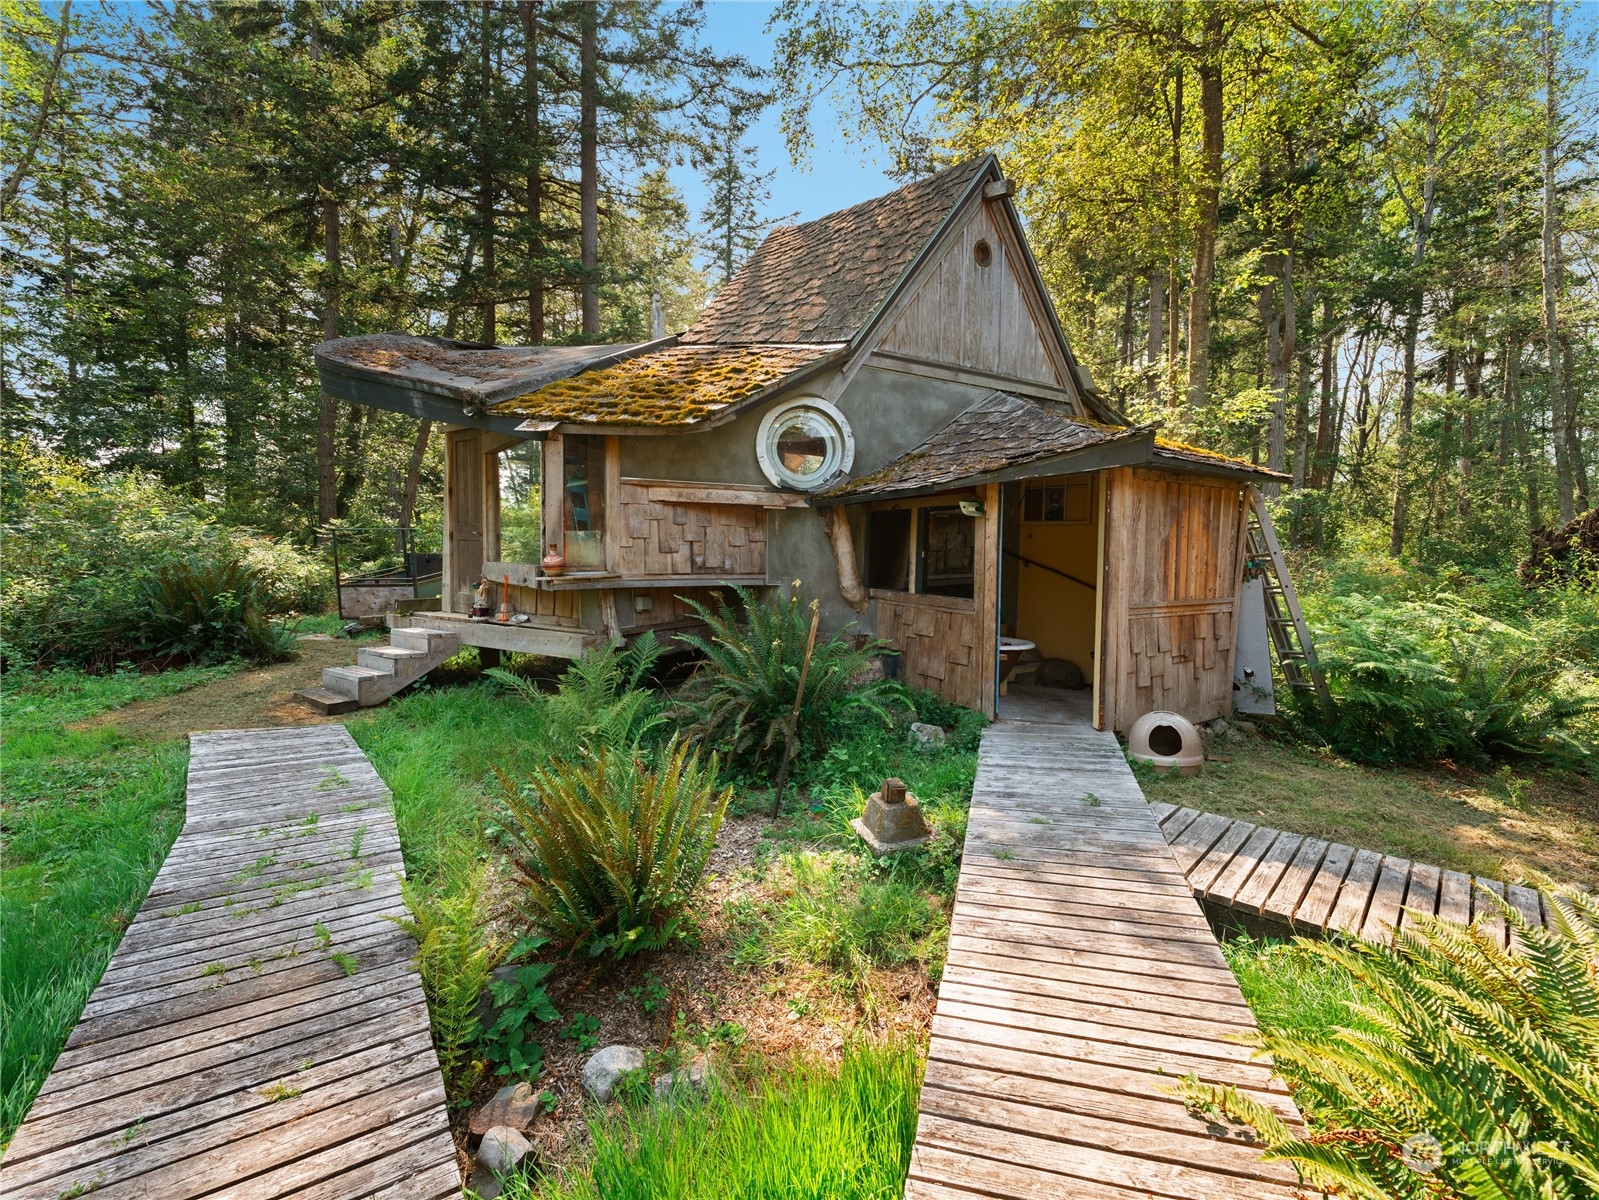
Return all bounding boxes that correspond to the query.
[486,633,665,760]
[1300,593,1597,767]
[137,554,295,666]
[562,1013,603,1054]
[1184,891,1599,1199]
[501,738,731,959]
[1,440,327,669]
[387,873,504,1102]
[520,1041,922,1200]
[674,584,904,777]
[0,666,225,1145]
[482,936,560,1083]
[732,852,942,994]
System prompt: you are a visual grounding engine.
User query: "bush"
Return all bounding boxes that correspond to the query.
[486,634,664,760]
[523,1041,922,1200]
[137,554,295,665]
[1299,593,1597,767]
[1183,890,1599,1199]
[500,738,731,959]
[0,440,327,668]
[674,584,903,777]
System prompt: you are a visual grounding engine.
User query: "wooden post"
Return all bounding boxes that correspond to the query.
[770,603,821,819]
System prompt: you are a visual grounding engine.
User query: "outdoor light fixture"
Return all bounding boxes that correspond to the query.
[959,500,985,517]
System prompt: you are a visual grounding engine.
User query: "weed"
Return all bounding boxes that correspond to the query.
[231,853,277,883]
[313,922,332,948]
[348,825,366,860]
[244,955,263,975]
[159,900,203,917]
[199,961,228,979]
[117,1119,146,1146]
[1083,792,1102,807]
[329,951,359,977]
[339,802,367,813]
[258,1080,302,1103]
[628,973,670,1017]
[1027,816,1050,825]
[482,936,560,1082]
[344,867,374,890]
[561,1013,601,1053]
[314,767,349,791]
[54,1170,107,1198]
[992,848,1016,861]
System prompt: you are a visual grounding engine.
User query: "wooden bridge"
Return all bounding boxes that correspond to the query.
[1153,803,1559,950]
[906,692,1305,1199]
[0,726,459,1200]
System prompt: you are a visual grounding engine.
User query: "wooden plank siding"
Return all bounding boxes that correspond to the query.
[1100,468,1248,733]
[907,700,1306,1200]
[0,726,458,1200]
[611,481,768,579]
[1149,805,1565,948]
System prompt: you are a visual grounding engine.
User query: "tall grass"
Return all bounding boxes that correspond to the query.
[0,666,228,1144]
[518,1041,921,1200]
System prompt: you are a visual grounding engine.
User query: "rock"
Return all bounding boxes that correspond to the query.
[469,1125,533,1199]
[582,1044,645,1103]
[909,722,946,749]
[1232,719,1259,736]
[470,1081,543,1137]
[852,779,933,855]
[652,1056,712,1102]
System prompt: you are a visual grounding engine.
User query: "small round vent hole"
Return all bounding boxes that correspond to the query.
[974,239,992,267]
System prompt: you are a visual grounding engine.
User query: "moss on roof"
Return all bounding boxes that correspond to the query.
[487,343,842,427]
[1153,437,1271,472]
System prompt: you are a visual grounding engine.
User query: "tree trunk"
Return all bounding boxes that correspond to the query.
[1388,115,1438,557]
[478,1,498,345]
[318,189,341,526]
[1186,6,1223,408]
[399,419,434,541]
[579,1,599,337]
[1119,277,1135,366]
[1293,339,1314,492]
[1312,315,1335,488]
[518,0,545,343]
[1459,347,1482,519]
[1146,266,1165,379]
[1259,252,1293,493]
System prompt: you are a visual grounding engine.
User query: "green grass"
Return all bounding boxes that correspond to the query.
[1221,936,1372,1044]
[515,1041,921,1200]
[347,681,552,897]
[0,665,231,1145]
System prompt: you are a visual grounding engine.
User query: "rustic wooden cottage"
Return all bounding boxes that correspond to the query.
[314,155,1282,732]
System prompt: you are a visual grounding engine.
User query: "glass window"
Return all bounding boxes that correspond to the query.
[918,508,975,598]
[563,434,606,570]
[865,510,912,591]
[756,398,854,490]
[498,441,542,563]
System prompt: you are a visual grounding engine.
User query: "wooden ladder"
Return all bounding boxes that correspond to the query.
[1246,488,1335,721]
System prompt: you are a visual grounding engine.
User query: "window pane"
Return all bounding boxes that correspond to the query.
[865,510,912,591]
[775,411,832,478]
[563,435,605,569]
[498,441,542,563]
[919,509,975,598]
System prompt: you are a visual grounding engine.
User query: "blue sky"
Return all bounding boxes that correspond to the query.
[668,1,901,226]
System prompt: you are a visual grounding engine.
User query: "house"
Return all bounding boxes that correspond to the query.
[314,155,1283,731]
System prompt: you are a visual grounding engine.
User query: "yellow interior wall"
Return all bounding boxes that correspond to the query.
[1014,475,1100,679]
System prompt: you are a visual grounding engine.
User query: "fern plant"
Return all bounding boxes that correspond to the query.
[1181,889,1599,1199]
[500,737,731,959]
[486,632,664,759]
[673,584,903,775]
[137,553,294,666]
[388,873,504,1102]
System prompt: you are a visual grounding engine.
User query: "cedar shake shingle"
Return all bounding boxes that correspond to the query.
[684,158,990,346]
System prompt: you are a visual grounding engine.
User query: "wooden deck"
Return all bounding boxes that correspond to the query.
[906,691,1305,1199]
[1153,803,1557,949]
[0,726,459,1200]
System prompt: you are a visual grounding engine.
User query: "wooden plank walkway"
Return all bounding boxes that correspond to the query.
[906,698,1306,1199]
[1152,803,1558,949]
[0,726,459,1200]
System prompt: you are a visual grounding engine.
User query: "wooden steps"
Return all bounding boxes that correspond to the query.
[297,627,458,712]
[0,726,458,1200]
[907,698,1306,1200]
[1152,803,1564,947]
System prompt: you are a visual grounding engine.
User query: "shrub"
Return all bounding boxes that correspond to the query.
[674,584,903,776]
[500,738,731,959]
[486,633,664,760]
[1183,890,1599,1199]
[481,936,560,1083]
[523,1041,922,1200]
[388,873,504,1102]
[137,554,295,666]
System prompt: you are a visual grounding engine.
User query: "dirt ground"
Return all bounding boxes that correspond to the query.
[72,635,375,739]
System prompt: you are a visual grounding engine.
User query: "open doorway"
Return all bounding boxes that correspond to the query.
[998,473,1103,723]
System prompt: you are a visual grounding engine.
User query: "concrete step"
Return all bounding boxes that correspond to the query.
[391,628,459,654]
[322,665,392,705]
[293,686,360,716]
[303,628,460,713]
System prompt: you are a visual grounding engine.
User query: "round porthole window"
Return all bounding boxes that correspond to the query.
[756,397,855,490]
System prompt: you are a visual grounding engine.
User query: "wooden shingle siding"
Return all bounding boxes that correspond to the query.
[1101,468,1247,732]
[611,483,767,579]
[877,203,1065,389]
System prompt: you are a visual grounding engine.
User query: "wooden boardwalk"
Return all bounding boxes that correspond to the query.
[1153,803,1558,950]
[0,726,459,1200]
[906,694,1305,1200]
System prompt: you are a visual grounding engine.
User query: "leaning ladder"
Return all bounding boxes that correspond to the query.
[1245,488,1336,722]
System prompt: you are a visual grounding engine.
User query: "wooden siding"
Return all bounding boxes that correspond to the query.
[1101,468,1246,732]
[612,482,768,579]
[876,204,1065,389]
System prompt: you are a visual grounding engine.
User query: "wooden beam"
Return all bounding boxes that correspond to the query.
[983,178,1017,200]
[626,480,811,509]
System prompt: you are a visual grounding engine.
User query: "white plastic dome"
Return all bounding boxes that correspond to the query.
[1127,710,1204,776]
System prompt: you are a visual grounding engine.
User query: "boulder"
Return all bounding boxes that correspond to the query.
[468,1125,532,1199]
[469,1081,543,1138]
[908,722,946,750]
[582,1044,645,1103]
[652,1056,712,1102]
